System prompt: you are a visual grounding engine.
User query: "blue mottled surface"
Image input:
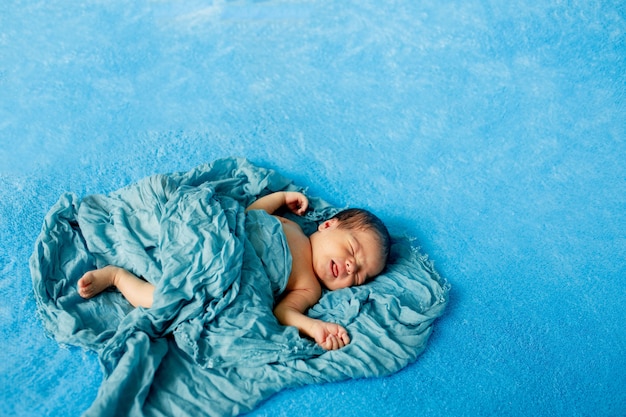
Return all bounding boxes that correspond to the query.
[1,1,625,416]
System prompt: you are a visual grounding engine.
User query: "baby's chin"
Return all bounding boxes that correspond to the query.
[319,277,342,291]
[314,273,333,290]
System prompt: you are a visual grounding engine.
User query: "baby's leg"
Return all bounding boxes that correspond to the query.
[78,265,154,308]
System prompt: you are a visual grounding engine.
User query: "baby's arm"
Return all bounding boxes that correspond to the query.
[274,290,350,350]
[275,221,350,350]
[246,191,308,215]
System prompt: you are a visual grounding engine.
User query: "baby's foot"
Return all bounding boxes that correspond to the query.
[77,266,119,299]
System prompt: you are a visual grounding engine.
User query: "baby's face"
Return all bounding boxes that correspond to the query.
[309,219,386,290]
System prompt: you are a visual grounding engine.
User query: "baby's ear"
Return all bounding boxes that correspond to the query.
[318,218,339,231]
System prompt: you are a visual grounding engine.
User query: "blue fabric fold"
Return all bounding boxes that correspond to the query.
[30,157,449,416]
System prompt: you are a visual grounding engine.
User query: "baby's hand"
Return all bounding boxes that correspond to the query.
[311,320,351,350]
[284,191,309,216]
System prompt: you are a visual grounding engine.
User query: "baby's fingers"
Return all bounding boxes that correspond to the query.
[295,196,308,215]
[339,331,351,346]
[322,333,350,350]
[333,325,350,345]
[324,335,340,350]
[284,192,308,216]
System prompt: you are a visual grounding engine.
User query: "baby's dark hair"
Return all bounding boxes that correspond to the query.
[329,208,392,264]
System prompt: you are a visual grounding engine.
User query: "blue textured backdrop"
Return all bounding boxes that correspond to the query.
[1,1,624,416]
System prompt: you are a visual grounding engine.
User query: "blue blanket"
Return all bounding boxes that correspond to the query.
[30,158,448,416]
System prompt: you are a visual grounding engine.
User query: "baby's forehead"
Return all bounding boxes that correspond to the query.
[356,230,388,277]
[354,227,385,252]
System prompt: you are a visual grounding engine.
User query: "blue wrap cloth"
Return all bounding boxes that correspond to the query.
[30,158,449,416]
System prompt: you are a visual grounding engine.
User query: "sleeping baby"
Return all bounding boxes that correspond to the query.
[78,191,391,350]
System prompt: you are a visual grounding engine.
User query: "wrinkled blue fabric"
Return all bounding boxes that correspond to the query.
[30,158,449,416]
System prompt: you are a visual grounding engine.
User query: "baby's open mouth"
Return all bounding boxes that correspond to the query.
[331,260,339,278]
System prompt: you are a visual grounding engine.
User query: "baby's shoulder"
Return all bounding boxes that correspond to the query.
[274,215,308,245]
[274,215,300,227]
[275,216,320,295]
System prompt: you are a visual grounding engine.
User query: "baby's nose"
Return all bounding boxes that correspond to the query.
[345,259,354,275]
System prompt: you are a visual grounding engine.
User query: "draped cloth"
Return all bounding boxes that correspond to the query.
[30,158,449,416]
